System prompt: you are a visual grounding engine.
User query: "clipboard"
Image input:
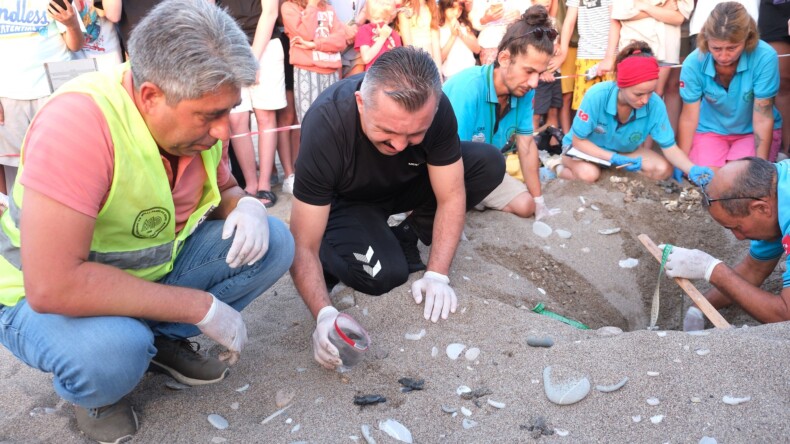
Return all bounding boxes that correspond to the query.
[564,146,612,167]
[44,58,98,93]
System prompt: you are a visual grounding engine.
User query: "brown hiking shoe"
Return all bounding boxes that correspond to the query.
[74,398,138,444]
[150,337,229,386]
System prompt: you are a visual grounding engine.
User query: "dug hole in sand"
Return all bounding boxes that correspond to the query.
[1,171,788,443]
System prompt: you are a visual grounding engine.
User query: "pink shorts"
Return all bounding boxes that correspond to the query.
[689,129,782,167]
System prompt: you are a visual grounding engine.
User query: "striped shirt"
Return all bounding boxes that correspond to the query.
[566,0,612,60]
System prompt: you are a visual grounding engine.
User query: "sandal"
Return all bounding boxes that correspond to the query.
[255,190,278,208]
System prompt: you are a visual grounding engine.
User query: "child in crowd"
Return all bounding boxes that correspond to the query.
[397,0,443,70]
[553,42,712,187]
[355,0,401,70]
[677,2,783,169]
[603,0,693,98]
[282,0,349,122]
[531,0,561,142]
[74,0,123,71]
[471,0,530,65]
[438,0,480,79]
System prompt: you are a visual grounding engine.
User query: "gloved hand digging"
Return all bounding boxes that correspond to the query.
[195,293,248,365]
[222,196,270,268]
[312,306,342,369]
[411,271,458,322]
[610,153,642,172]
[688,165,714,187]
[660,244,722,281]
[533,195,561,221]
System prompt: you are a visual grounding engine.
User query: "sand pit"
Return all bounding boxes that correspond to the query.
[1,173,788,443]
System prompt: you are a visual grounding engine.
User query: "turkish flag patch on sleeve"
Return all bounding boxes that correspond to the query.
[782,234,790,255]
[577,110,589,122]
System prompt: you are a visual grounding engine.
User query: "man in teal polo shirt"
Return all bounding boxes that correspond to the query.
[443,7,557,220]
[662,157,790,329]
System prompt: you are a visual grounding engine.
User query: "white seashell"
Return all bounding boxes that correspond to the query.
[673,358,682,363]
[291,424,301,433]
[487,399,505,409]
[441,405,457,414]
[285,418,293,424]
[462,276,470,281]
[555,429,569,437]
[446,343,466,360]
[579,196,586,205]
[378,419,413,443]
[595,377,628,393]
[577,207,585,213]
[688,330,710,336]
[362,307,369,316]
[165,380,191,390]
[690,397,702,403]
[465,348,480,361]
[581,247,591,253]
[532,379,540,384]
[466,366,474,371]
[211,438,227,444]
[431,347,439,357]
[456,385,472,395]
[276,389,295,408]
[696,349,710,356]
[361,424,376,444]
[556,229,572,239]
[207,414,229,430]
[462,418,478,429]
[538,287,547,295]
[610,176,628,183]
[619,258,639,268]
[683,345,690,351]
[722,395,751,405]
[261,405,291,424]
[632,415,642,423]
[590,204,600,211]
[533,221,553,238]
[699,436,718,444]
[404,329,426,341]
[460,407,472,417]
[230,402,239,410]
[452,412,457,418]
[647,397,660,406]
[596,326,623,337]
[543,366,591,405]
[598,227,621,235]
[350,436,359,442]
[656,331,667,337]
[235,383,250,392]
[650,415,664,424]
[296,367,307,372]
[647,371,660,377]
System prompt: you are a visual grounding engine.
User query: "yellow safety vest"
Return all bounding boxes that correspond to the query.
[0,63,222,306]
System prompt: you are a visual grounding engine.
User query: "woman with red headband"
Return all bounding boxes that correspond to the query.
[549,41,713,185]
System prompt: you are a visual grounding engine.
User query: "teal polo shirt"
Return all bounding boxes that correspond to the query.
[442,64,534,148]
[749,160,790,288]
[561,81,675,153]
[679,40,782,135]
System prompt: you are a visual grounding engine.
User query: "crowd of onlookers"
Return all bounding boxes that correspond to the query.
[1,0,789,209]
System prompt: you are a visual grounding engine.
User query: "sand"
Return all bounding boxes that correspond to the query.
[1,172,789,443]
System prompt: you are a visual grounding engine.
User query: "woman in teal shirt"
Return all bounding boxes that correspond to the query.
[555,41,712,185]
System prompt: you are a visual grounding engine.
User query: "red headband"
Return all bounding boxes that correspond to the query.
[616,54,659,88]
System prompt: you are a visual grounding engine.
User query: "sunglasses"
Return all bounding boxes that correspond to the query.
[699,186,765,208]
[501,27,558,47]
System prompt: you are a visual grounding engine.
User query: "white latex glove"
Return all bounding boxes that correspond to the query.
[533,195,560,221]
[683,306,705,332]
[195,293,248,366]
[222,196,269,268]
[313,306,342,369]
[411,271,458,322]
[660,245,722,281]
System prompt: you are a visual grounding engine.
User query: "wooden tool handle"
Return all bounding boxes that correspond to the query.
[638,234,732,329]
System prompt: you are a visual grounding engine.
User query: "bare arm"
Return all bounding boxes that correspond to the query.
[705,255,790,323]
[636,0,685,25]
[397,11,413,45]
[458,25,480,54]
[516,134,541,198]
[550,6,577,72]
[661,144,695,173]
[20,188,212,322]
[598,17,620,76]
[251,0,279,60]
[289,198,332,318]
[425,159,465,275]
[676,100,700,155]
[50,1,83,52]
[752,97,775,160]
[430,28,443,71]
[100,0,122,23]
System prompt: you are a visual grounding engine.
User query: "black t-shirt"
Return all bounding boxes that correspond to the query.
[118,0,163,52]
[218,0,264,44]
[294,74,461,207]
[759,0,790,43]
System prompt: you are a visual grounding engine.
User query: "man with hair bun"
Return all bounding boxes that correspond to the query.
[289,46,504,371]
[0,1,295,441]
[662,157,790,329]
[444,5,559,220]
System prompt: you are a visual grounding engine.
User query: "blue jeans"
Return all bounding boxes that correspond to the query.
[0,218,294,408]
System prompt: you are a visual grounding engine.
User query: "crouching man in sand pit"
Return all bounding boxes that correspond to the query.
[0,1,294,441]
[663,157,790,330]
[289,47,504,370]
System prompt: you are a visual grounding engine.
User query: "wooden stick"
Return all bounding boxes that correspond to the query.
[638,234,732,329]
[615,163,633,170]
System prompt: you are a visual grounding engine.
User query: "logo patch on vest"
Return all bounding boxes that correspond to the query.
[132,207,171,239]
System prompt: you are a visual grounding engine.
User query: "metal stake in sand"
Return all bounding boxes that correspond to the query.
[638,234,732,329]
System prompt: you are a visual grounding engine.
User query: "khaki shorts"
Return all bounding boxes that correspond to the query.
[479,173,527,210]
[232,39,286,113]
[0,96,48,167]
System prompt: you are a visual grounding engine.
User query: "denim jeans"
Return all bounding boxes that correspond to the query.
[0,218,294,408]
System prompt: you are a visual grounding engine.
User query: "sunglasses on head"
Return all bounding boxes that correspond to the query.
[501,27,558,47]
[699,186,765,208]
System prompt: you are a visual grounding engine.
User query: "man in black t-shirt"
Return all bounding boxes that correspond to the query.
[289,47,504,370]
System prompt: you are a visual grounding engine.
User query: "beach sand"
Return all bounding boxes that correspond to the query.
[2,172,788,443]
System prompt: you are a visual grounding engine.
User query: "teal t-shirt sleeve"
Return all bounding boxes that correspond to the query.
[753,45,780,99]
[570,92,598,140]
[515,90,535,136]
[679,53,703,104]
[444,81,477,142]
[648,97,676,148]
